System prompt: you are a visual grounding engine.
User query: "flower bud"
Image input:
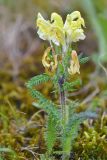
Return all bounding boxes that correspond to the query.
[42,47,58,74]
[68,50,80,75]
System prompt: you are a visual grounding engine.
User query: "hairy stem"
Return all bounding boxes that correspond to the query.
[59,76,66,125]
[59,76,69,125]
[59,76,69,160]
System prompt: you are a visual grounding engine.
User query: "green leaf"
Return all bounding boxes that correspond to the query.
[32,96,60,123]
[62,111,97,154]
[26,74,50,88]
[81,0,107,62]
[99,15,107,42]
[26,73,61,154]
[79,57,90,64]
[63,79,82,91]
[26,73,60,121]
[67,100,80,117]
[45,115,57,153]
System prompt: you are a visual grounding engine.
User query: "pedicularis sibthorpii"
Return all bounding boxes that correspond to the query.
[26,11,96,160]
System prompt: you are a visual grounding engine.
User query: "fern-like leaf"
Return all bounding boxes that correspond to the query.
[26,74,50,88]
[26,73,60,121]
[79,57,89,64]
[33,96,60,123]
[62,111,97,154]
[63,79,82,91]
[45,115,57,153]
[26,74,61,153]
[67,100,80,118]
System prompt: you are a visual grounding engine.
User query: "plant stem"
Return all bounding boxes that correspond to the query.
[59,76,69,160]
[59,76,66,125]
[59,76,69,125]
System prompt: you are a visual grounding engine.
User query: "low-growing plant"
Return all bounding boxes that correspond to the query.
[26,11,96,160]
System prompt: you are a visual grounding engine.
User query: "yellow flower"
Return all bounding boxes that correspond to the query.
[42,47,58,73]
[51,12,63,28]
[36,11,85,46]
[64,11,85,43]
[71,29,85,42]
[65,11,85,29]
[68,50,80,75]
[50,13,65,45]
[36,13,51,41]
[36,12,65,46]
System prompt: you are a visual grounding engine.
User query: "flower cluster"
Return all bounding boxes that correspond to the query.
[36,11,85,75]
[37,11,85,47]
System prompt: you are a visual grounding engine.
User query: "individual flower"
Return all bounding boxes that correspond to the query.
[42,47,58,73]
[68,50,80,75]
[36,12,65,46]
[36,13,51,41]
[50,13,65,46]
[64,11,85,43]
